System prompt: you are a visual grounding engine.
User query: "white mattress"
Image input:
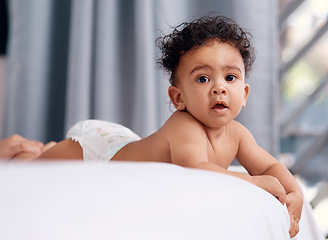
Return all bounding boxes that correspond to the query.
[0,161,324,240]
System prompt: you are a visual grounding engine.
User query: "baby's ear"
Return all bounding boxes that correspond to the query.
[242,83,250,108]
[168,86,186,110]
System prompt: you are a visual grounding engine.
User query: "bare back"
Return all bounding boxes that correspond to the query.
[112,111,242,169]
[38,111,241,169]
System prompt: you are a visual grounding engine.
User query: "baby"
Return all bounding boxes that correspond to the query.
[37,16,303,237]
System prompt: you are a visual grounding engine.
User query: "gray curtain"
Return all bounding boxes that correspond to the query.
[4,0,279,155]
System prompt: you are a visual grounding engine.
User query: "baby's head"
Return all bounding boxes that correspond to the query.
[157,16,255,86]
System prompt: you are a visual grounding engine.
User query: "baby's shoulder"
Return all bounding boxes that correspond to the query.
[166,111,204,128]
[227,120,250,137]
[163,111,207,137]
[227,120,254,142]
[228,120,247,130]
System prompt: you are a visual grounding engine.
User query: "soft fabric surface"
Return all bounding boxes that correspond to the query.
[0,161,324,240]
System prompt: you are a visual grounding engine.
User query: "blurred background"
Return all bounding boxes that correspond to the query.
[0,0,327,237]
[278,0,328,236]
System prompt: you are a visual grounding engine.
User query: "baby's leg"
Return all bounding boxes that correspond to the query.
[35,139,83,160]
[12,141,57,161]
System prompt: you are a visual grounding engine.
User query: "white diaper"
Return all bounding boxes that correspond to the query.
[66,120,141,162]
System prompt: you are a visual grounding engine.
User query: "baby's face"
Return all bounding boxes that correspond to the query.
[174,40,249,129]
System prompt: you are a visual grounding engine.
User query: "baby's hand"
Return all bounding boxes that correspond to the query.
[286,191,303,238]
[251,175,286,204]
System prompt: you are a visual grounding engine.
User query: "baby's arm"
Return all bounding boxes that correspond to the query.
[167,113,242,175]
[257,162,303,237]
[169,136,286,202]
[236,123,303,238]
[167,113,286,202]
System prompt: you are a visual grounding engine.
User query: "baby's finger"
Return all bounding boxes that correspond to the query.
[289,217,300,238]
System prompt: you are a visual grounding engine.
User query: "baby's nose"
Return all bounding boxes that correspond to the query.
[212,86,226,95]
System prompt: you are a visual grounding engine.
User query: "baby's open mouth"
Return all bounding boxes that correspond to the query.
[213,103,227,110]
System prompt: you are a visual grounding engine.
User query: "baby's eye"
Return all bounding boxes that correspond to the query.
[225,75,236,82]
[197,76,210,83]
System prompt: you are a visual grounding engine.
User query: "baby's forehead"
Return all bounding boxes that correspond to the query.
[174,40,245,81]
[188,38,237,52]
[180,40,243,65]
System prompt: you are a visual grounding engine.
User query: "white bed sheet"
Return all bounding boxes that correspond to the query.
[0,161,324,240]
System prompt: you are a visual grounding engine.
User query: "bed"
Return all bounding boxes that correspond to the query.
[0,161,324,240]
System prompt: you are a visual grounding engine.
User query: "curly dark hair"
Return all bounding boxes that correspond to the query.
[157,15,256,86]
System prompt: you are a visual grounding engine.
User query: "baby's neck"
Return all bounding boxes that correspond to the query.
[205,124,228,141]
